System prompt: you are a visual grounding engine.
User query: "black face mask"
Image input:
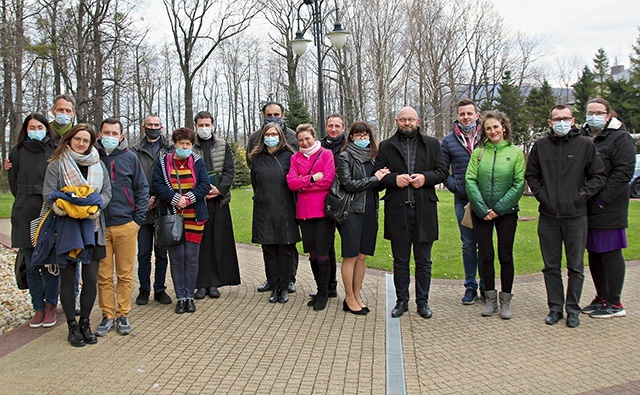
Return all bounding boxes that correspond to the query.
[145,128,161,139]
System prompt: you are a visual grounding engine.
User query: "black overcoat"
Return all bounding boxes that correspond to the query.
[375,129,447,243]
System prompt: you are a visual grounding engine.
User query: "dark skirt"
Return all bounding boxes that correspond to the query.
[339,210,378,258]
[196,201,241,288]
[298,217,335,256]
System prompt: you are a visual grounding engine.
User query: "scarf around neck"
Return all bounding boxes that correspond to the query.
[60,146,104,192]
[300,140,322,158]
[345,142,372,163]
[52,121,73,137]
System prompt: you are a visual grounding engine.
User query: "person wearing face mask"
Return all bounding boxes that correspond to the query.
[8,114,59,329]
[131,115,175,306]
[336,122,389,315]
[246,101,299,294]
[578,98,636,319]
[191,111,240,300]
[526,105,606,328]
[94,118,149,336]
[248,123,300,303]
[152,128,210,314]
[441,98,485,305]
[375,107,447,319]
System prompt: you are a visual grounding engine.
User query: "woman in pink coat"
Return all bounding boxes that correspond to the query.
[286,123,335,311]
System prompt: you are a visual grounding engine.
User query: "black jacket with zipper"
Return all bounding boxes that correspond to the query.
[337,147,380,213]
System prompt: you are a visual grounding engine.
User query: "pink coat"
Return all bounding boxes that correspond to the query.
[286,148,335,219]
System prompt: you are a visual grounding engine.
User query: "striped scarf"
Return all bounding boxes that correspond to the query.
[59,146,104,192]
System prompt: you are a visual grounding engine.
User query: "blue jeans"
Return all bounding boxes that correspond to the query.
[454,196,482,292]
[390,206,434,305]
[137,223,169,293]
[168,242,200,299]
[24,248,60,311]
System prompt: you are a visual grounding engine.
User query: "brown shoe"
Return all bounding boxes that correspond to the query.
[42,303,57,328]
[29,310,45,328]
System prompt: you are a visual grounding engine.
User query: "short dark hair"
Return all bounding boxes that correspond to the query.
[326,113,345,125]
[549,105,572,119]
[100,117,123,134]
[194,111,214,125]
[53,94,75,108]
[17,113,54,148]
[261,101,285,115]
[457,98,478,112]
[172,127,196,144]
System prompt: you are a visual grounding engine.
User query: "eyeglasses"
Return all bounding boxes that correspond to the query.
[550,117,573,122]
[352,132,369,139]
[397,118,417,123]
[586,111,608,116]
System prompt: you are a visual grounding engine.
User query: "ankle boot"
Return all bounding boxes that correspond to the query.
[313,260,330,311]
[79,317,98,344]
[481,290,498,316]
[499,292,513,319]
[67,320,86,347]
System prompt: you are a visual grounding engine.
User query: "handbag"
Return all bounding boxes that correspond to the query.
[324,176,352,225]
[15,249,28,290]
[461,202,473,229]
[154,157,186,248]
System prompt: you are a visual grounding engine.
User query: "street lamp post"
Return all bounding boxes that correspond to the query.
[291,0,349,137]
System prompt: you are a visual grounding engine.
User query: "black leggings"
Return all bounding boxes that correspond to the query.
[59,260,99,323]
[588,249,626,305]
[473,212,517,293]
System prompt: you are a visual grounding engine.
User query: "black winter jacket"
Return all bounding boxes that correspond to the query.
[98,137,149,227]
[337,147,380,213]
[580,118,636,229]
[525,128,606,219]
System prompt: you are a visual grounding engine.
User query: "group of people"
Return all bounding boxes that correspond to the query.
[8,94,634,349]
[8,95,240,347]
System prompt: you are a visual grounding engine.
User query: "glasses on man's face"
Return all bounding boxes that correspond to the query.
[397,118,417,123]
[586,111,608,116]
[352,132,369,139]
[550,117,573,122]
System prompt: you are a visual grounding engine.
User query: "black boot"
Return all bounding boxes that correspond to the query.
[79,317,97,344]
[313,259,331,311]
[307,258,319,305]
[67,320,86,347]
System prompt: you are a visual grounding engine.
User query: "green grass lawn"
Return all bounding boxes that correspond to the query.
[229,187,640,279]
[2,190,637,279]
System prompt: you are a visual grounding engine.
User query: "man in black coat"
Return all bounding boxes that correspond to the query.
[375,107,447,318]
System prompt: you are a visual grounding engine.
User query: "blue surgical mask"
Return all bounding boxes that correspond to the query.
[354,139,370,148]
[101,135,120,152]
[55,113,73,126]
[264,136,279,148]
[552,120,572,137]
[28,130,46,141]
[586,114,606,130]
[175,147,192,159]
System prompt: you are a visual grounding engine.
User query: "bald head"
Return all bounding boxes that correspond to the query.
[395,107,420,134]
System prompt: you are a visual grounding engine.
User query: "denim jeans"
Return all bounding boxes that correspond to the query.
[390,206,434,305]
[137,222,169,293]
[24,248,60,311]
[454,196,482,291]
[168,242,200,300]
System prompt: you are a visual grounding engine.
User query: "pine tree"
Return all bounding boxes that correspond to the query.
[525,79,557,137]
[285,85,312,131]
[495,70,526,145]
[593,48,610,97]
[572,66,597,124]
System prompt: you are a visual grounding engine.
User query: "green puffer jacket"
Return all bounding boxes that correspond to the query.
[465,141,525,218]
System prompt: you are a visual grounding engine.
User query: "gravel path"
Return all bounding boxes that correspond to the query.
[0,245,32,333]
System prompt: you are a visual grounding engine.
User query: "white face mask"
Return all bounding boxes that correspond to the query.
[196,127,213,140]
[552,120,572,136]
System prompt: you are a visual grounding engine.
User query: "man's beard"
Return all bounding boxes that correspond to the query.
[397,126,418,136]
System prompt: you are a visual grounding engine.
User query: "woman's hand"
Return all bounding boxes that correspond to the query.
[311,172,323,182]
[176,195,190,209]
[484,209,498,221]
[375,167,390,181]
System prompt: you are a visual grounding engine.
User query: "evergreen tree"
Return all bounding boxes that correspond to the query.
[285,85,312,131]
[525,79,557,136]
[607,78,639,133]
[495,71,526,146]
[593,48,610,97]
[228,141,251,188]
[572,66,597,124]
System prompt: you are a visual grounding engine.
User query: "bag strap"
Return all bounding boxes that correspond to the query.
[306,148,323,175]
[478,146,485,162]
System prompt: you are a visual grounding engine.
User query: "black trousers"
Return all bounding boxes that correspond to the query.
[472,212,517,293]
[262,244,294,292]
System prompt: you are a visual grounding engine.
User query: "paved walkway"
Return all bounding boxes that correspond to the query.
[1,216,639,394]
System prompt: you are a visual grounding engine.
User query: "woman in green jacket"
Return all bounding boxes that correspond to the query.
[465,111,525,319]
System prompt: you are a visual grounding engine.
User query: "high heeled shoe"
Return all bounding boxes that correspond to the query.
[343,300,368,315]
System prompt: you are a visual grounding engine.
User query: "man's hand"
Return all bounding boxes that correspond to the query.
[4,158,12,171]
[409,173,426,188]
[396,174,412,188]
[147,196,157,211]
[206,184,220,200]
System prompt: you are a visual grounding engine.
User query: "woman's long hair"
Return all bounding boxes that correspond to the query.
[479,110,514,145]
[49,123,97,161]
[16,113,55,148]
[248,122,293,160]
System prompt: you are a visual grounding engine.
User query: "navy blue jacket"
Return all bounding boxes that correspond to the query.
[98,138,149,227]
[441,123,480,200]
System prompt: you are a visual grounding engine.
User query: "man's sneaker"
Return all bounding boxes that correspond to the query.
[154,291,173,304]
[116,316,132,335]
[589,303,627,319]
[136,290,150,305]
[461,289,478,305]
[94,317,115,337]
[29,310,45,328]
[582,295,605,314]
